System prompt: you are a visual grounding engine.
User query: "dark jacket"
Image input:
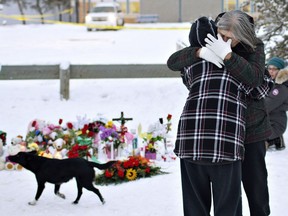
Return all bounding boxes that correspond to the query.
[167,39,272,144]
[265,68,288,139]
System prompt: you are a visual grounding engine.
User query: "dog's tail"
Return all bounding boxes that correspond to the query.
[89,160,116,170]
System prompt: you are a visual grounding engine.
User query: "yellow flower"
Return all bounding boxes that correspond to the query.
[146,133,153,140]
[126,168,137,181]
[28,142,39,151]
[139,132,146,139]
[76,131,82,136]
[106,121,114,128]
[42,152,53,158]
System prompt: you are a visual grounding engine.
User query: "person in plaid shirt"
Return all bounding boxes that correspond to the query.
[167,11,272,216]
[175,16,249,215]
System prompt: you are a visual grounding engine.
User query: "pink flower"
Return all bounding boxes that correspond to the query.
[42,127,52,135]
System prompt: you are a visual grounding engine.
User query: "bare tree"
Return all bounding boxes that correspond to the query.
[2,0,29,24]
[30,0,45,24]
[45,0,71,22]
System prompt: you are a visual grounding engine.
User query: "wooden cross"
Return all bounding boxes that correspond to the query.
[112,112,133,127]
[112,112,133,144]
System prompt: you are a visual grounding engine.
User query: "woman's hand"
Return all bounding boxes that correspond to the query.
[205,33,232,60]
[198,47,224,68]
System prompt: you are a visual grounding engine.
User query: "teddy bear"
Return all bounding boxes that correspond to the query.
[8,134,27,156]
[4,143,21,170]
[2,136,27,171]
[48,138,68,159]
[11,135,27,152]
[8,138,22,156]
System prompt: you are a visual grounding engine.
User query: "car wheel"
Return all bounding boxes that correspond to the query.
[87,28,92,32]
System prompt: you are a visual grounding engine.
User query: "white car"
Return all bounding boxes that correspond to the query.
[85,2,125,31]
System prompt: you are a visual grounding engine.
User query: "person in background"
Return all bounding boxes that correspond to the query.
[265,57,287,150]
[167,10,272,216]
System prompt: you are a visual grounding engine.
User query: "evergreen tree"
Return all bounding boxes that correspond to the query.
[255,0,288,60]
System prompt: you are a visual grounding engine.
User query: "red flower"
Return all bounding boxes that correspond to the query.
[105,170,113,178]
[167,114,172,121]
[123,161,130,169]
[130,158,139,167]
[32,120,37,127]
[87,131,94,137]
[145,167,151,173]
[68,150,79,158]
[67,122,73,129]
[117,170,125,178]
[59,118,63,125]
[82,124,89,135]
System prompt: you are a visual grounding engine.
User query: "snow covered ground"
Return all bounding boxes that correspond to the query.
[0,23,287,216]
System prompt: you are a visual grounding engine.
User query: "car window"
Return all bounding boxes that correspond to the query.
[91,6,115,13]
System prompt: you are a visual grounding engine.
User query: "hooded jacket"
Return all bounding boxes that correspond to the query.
[265,68,288,139]
[167,13,272,144]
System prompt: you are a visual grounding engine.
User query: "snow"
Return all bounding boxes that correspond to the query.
[0,23,190,65]
[0,23,287,216]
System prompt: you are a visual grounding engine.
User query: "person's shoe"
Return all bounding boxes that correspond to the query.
[275,136,286,150]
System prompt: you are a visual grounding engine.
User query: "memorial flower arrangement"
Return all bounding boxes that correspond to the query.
[141,114,173,154]
[22,113,174,161]
[99,121,122,149]
[95,155,166,185]
[66,121,106,159]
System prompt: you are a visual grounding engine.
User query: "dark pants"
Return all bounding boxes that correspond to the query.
[180,159,242,216]
[242,141,270,216]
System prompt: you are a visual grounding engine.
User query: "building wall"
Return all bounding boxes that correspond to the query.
[140,0,223,22]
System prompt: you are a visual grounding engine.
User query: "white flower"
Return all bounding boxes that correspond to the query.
[74,115,91,130]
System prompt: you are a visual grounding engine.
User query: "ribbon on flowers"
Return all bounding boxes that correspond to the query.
[76,136,92,146]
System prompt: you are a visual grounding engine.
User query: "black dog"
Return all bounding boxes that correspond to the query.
[8,151,116,205]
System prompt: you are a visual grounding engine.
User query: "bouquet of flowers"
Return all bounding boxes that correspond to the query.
[95,155,166,185]
[67,143,91,158]
[142,114,173,153]
[99,121,122,149]
[66,122,100,159]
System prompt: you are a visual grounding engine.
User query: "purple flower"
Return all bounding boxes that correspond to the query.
[99,126,119,141]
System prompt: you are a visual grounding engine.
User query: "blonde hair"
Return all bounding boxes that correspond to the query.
[216,10,257,51]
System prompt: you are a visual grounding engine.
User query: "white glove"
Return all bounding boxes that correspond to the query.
[199,47,224,68]
[205,33,232,60]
